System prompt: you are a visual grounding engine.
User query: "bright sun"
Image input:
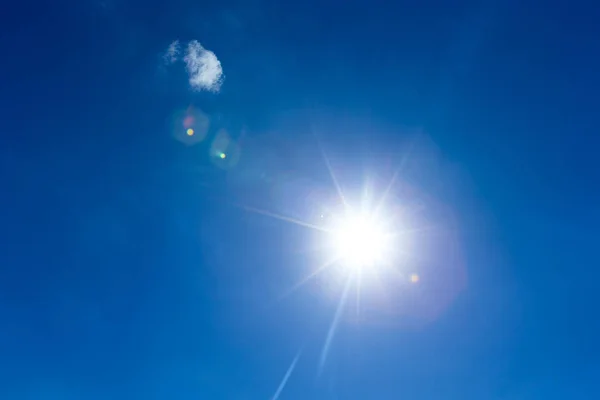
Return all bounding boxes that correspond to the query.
[331,212,389,270]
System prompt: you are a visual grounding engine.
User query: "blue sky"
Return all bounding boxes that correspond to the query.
[1,0,600,399]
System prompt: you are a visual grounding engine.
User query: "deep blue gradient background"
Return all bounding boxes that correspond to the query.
[1,0,599,398]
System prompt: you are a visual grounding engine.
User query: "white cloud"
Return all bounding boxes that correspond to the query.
[183,40,224,92]
[161,39,224,93]
[163,40,180,64]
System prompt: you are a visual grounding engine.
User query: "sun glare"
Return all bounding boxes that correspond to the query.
[331,213,389,270]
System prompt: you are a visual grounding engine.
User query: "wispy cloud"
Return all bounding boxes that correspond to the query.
[183,40,224,92]
[162,40,224,92]
[163,40,180,64]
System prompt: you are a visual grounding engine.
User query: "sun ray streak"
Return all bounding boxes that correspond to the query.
[391,225,437,238]
[236,204,331,233]
[374,168,400,218]
[374,137,417,218]
[318,274,354,376]
[278,257,340,301]
[322,148,347,208]
[311,130,348,209]
[271,349,303,400]
[356,269,362,319]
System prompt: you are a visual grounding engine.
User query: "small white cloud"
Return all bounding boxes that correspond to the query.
[163,40,180,64]
[161,39,224,93]
[183,40,223,92]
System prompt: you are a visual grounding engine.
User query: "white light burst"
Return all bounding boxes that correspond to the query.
[240,140,422,385]
[330,211,391,271]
